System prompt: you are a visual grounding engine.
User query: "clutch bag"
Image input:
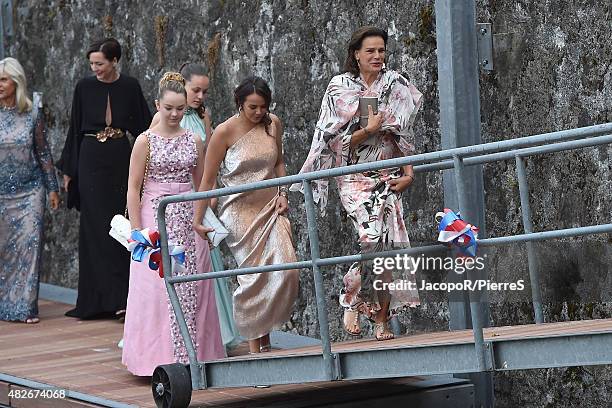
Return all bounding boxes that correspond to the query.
[202,207,229,247]
[109,214,132,249]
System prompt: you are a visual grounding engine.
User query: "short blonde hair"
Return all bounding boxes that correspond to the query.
[0,57,32,113]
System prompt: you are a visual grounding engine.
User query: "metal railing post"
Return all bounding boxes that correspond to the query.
[302,181,336,381]
[515,155,545,324]
[453,155,488,372]
[157,201,205,389]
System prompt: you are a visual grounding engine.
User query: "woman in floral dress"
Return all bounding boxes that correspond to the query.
[122,72,224,376]
[149,63,241,349]
[292,26,422,340]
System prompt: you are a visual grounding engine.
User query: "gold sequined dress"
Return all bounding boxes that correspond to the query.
[217,122,299,340]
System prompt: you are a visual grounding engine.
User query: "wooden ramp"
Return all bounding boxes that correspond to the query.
[1,300,611,407]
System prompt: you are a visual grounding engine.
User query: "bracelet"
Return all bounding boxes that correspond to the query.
[279,186,288,198]
[406,174,415,181]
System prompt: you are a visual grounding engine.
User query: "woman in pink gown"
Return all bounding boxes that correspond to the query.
[122,72,225,376]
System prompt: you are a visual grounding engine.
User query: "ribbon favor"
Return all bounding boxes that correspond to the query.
[435,208,479,257]
[127,228,185,278]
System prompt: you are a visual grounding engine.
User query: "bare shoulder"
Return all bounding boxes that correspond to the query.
[214,116,238,136]
[209,117,235,148]
[133,131,149,152]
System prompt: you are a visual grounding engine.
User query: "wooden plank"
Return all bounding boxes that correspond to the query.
[0,381,10,405]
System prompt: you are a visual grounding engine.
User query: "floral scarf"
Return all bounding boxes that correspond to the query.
[291,69,423,213]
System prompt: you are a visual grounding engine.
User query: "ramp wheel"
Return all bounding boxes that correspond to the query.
[152,363,192,408]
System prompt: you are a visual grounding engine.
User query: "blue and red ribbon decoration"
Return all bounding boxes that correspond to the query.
[127,228,185,278]
[435,208,479,257]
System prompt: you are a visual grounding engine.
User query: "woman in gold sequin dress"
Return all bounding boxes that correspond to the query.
[194,76,299,354]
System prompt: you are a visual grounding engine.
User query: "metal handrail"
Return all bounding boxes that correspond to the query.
[157,123,612,206]
[156,122,612,389]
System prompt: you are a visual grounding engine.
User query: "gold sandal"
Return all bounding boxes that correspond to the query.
[343,308,361,336]
[374,321,394,341]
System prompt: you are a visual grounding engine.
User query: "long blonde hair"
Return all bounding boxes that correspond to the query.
[0,57,32,113]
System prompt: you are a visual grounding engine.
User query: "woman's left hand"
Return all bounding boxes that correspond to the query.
[48,191,60,210]
[388,175,415,193]
[276,195,288,215]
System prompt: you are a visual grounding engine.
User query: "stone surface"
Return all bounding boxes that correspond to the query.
[4,0,611,405]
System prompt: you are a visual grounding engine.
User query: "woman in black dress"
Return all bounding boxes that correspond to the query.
[58,38,152,319]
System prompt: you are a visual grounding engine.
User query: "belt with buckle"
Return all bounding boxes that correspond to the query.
[84,127,125,142]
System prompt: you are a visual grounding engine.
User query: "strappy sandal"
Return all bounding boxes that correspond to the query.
[343,307,361,336]
[25,316,40,324]
[374,320,394,341]
[260,343,271,353]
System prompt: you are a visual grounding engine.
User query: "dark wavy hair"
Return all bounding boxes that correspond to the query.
[234,76,273,135]
[343,26,388,77]
[87,38,122,62]
[179,62,208,118]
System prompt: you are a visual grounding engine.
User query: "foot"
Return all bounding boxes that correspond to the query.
[248,339,261,354]
[25,317,40,324]
[374,321,394,341]
[343,308,361,336]
[259,334,271,352]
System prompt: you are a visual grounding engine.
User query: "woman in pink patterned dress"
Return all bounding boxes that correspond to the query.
[292,27,423,341]
[122,72,224,376]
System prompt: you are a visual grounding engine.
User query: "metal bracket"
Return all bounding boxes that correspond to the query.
[476,23,493,71]
[483,342,495,371]
[332,353,343,380]
[196,362,208,390]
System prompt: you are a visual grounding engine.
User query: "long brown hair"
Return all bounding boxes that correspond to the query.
[343,26,388,77]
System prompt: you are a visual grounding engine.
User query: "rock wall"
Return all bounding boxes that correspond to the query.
[5,0,611,406]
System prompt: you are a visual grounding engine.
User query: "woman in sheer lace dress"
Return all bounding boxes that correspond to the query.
[0,57,59,323]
